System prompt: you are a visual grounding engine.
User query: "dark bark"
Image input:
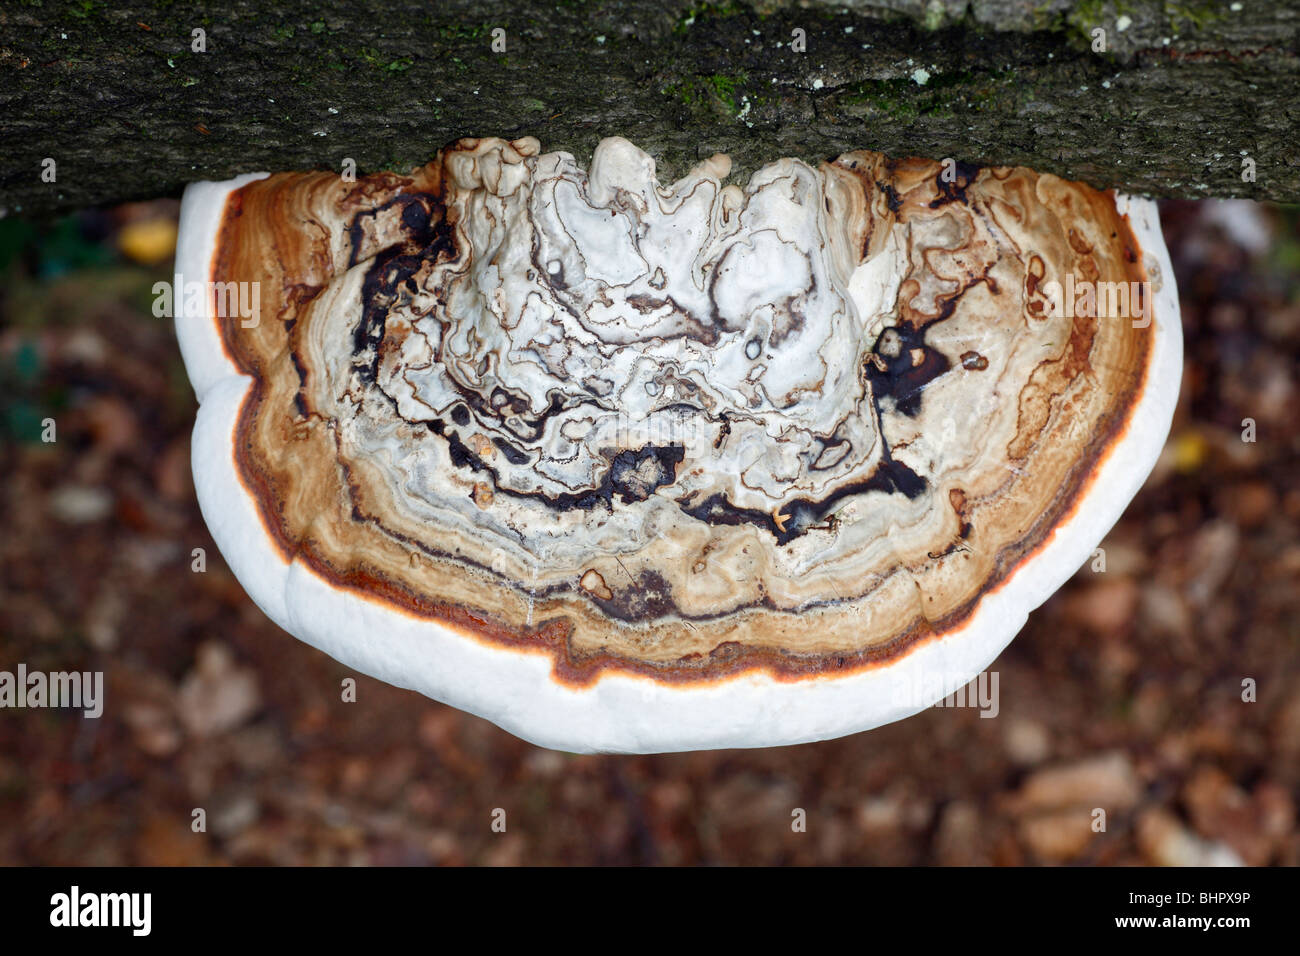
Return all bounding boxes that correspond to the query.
[1,0,1297,218]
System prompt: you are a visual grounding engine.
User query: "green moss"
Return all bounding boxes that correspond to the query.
[354,46,414,72]
[674,1,745,35]
[663,71,750,118]
[1068,0,1112,28]
[67,0,100,19]
[437,23,492,41]
[843,69,992,122]
[663,80,696,108]
[1165,0,1226,33]
[704,73,743,113]
[1061,0,1136,48]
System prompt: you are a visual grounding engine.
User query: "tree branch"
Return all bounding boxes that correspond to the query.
[1,0,1296,217]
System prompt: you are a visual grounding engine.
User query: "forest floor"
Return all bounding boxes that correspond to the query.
[0,196,1297,865]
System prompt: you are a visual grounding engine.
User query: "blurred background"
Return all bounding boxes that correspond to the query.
[0,197,1297,866]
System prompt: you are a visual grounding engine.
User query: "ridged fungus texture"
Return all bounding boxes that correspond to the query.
[209,136,1157,685]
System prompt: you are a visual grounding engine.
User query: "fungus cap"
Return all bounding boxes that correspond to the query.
[175,137,1181,753]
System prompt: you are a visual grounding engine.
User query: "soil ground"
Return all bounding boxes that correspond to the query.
[0,198,1297,865]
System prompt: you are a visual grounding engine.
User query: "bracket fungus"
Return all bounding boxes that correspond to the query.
[175,136,1181,753]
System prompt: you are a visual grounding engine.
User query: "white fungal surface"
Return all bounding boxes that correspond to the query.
[310,139,913,576]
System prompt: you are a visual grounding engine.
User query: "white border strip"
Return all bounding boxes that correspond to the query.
[175,173,270,403]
